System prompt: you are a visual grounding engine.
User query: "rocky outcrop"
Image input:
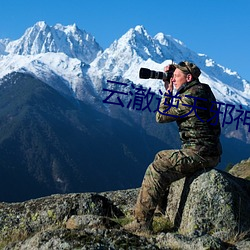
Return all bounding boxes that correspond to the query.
[165,169,250,240]
[1,169,250,249]
[229,158,250,180]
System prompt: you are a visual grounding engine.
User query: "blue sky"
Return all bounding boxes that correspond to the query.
[1,0,250,81]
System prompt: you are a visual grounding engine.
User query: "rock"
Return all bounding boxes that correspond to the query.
[235,240,250,250]
[0,193,124,248]
[65,214,120,230]
[165,169,250,241]
[101,188,140,215]
[4,228,161,250]
[229,158,250,180]
[1,168,250,249]
[156,232,228,250]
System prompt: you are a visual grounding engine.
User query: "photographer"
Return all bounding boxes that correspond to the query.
[124,61,222,233]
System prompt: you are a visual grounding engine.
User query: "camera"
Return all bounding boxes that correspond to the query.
[139,65,176,82]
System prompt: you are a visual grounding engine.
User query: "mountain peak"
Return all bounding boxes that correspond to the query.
[125,25,150,41]
[111,25,162,60]
[54,23,79,33]
[134,25,147,34]
[34,21,48,29]
[5,21,102,64]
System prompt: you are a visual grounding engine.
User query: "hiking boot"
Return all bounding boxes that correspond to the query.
[124,219,152,234]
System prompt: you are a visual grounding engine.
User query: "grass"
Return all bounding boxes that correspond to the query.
[113,214,174,235]
[112,216,134,227]
[152,216,174,234]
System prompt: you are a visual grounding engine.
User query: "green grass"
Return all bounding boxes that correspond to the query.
[152,216,174,234]
[113,214,174,234]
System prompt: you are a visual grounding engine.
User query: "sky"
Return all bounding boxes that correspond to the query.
[0,0,250,81]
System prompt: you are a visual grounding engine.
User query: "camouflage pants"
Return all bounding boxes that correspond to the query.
[134,149,220,222]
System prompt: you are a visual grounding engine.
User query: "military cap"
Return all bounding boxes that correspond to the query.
[176,61,201,79]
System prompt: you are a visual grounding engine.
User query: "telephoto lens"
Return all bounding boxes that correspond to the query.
[139,68,167,80]
[139,65,176,82]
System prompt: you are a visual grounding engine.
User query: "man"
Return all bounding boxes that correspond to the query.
[124,61,222,233]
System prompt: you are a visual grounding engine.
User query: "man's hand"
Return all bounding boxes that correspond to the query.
[163,65,173,92]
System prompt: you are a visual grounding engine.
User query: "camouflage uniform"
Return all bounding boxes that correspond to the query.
[134,79,222,224]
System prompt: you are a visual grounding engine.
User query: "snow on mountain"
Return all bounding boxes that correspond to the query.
[5,21,102,64]
[0,39,9,55]
[0,22,249,109]
[0,22,103,103]
[88,25,250,108]
[0,52,99,103]
[88,26,167,86]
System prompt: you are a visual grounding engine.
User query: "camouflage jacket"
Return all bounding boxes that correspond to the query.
[156,80,222,157]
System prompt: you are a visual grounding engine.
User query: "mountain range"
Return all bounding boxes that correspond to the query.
[0,21,249,201]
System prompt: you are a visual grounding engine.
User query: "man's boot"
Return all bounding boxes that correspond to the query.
[123,217,153,234]
[124,205,154,234]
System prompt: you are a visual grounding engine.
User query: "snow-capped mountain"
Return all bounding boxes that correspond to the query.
[0,52,99,102]
[89,25,250,108]
[3,21,102,64]
[0,22,250,108]
[0,22,103,102]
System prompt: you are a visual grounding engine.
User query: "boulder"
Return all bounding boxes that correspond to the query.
[229,158,250,180]
[165,169,250,241]
[0,193,124,248]
[1,169,250,249]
